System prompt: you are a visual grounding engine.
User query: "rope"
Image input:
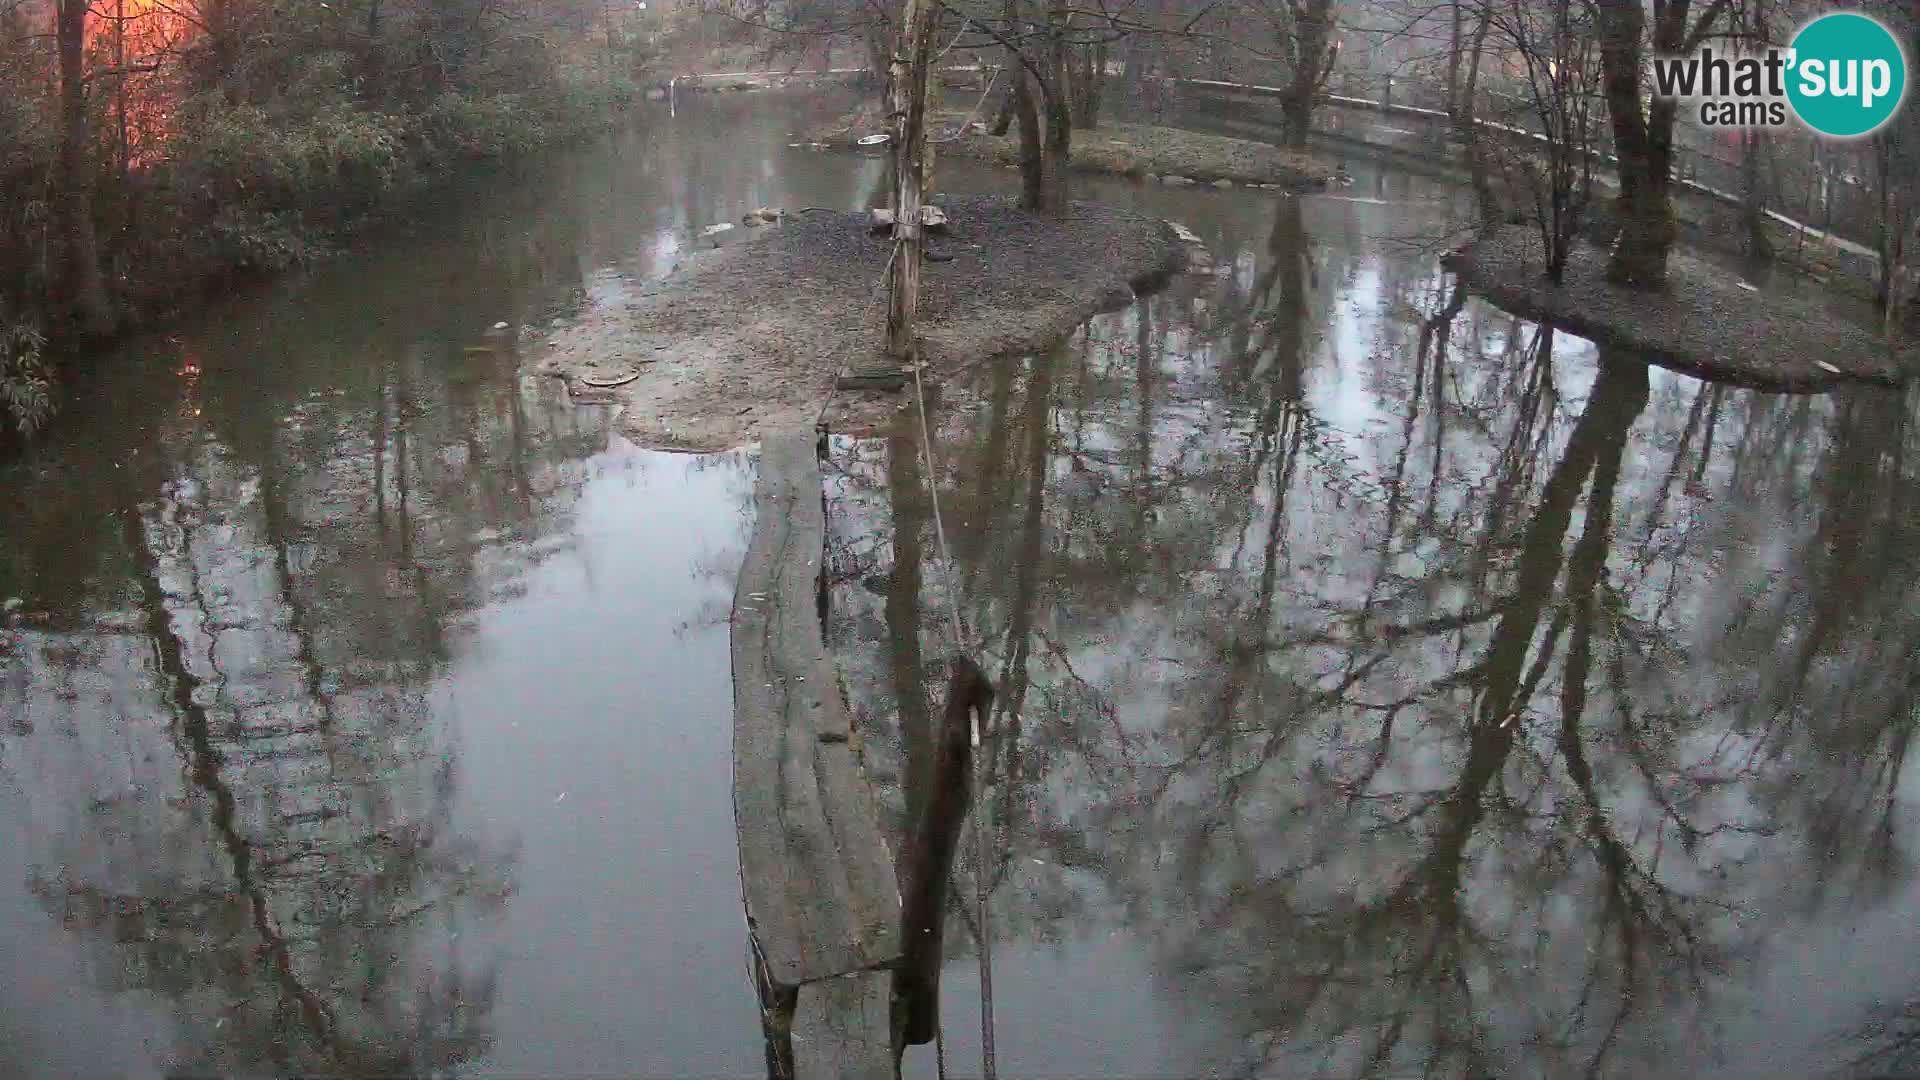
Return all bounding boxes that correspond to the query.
[908,361,969,656]
[813,242,899,433]
[801,96,997,1076]
[905,326,995,1080]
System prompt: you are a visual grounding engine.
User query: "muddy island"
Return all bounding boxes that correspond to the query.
[1443,226,1911,391]
[532,194,1191,451]
[807,115,1337,191]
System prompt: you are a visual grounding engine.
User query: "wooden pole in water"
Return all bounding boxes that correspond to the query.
[885,0,937,361]
[894,657,994,1053]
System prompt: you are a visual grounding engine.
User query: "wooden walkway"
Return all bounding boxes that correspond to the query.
[732,432,902,1078]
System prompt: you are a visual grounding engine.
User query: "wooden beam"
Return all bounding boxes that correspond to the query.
[792,970,895,1079]
[732,432,903,990]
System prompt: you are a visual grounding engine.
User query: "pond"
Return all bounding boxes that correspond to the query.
[3,90,1918,1079]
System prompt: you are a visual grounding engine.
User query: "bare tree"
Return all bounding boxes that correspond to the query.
[55,0,112,336]
[1594,0,1731,289]
[1487,0,1602,281]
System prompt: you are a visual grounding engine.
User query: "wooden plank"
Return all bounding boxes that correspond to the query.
[732,432,903,988]
[791,970,895,1079]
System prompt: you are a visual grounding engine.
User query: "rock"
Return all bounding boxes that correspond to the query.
[869,206,950,234]
[492,321,511,331]
[1162,175,1195,186]
[701,222,736,238]
[742,207,787,226]
[1212,178,1234,189]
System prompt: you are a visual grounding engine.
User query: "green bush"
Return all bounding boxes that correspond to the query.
[167,100,414,216]
[0,320,53,438]
[417,92,543,161]
[195,206,311,275]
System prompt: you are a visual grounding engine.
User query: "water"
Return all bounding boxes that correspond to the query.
[4,92,1919,1078]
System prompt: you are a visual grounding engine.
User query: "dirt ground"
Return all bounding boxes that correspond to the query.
[805,113,1337,190]
[1444,226,1911,391]
[528,195,1192,451]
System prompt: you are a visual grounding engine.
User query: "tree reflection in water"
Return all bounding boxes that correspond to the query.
[2,334,608,1073]
[826,192,1920,1078]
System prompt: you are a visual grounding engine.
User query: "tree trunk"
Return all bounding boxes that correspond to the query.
[884,0,937,360]
[1088,42,1106,126]
[1040,92,1070,215]
[55,0,112,337]
[1461,2,1498,226]
[893,659,992,1052]
[1598,0,1678,288]
[1445,0,1464,122]
[863,23,891,86]
[1012,59,1044,209]
[1070,43,1105,129]
[1005,0,1046,210]
[1742,129,1773,260]
[990,80,1017,135]
[1038,0,1072,215]
[1280,0,1336,149]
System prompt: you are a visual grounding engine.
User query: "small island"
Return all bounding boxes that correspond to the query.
[1443,226,1910,391]
[808,114,1339,191]
[533,195,1194,451]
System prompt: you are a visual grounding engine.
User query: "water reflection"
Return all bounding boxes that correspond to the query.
[5,90,1916,1077]
[0,93,843,1076]
[828,192,1920,1078]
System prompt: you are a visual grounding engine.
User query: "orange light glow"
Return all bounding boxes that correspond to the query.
[86,0,196,166]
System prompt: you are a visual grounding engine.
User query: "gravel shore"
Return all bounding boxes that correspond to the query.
[807,115,1337,190]
[530,195,1191,451]
[1443,226,1910,391]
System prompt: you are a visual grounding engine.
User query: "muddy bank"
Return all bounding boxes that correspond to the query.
[530,195,1190,451]
[1443,226,1909,391]
[807,115,1336,191]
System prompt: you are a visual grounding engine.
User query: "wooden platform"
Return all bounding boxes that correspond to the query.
[732,431,902,1076]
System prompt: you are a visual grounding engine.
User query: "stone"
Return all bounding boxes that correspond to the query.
[869,206,949,234]
[1162,175,1195,186]
[1212,178,1234,189]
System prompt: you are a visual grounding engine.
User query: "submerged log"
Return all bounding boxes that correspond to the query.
[893,656,995,1051]
[794,970,895,1078]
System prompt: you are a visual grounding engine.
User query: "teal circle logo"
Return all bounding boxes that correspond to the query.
[1786,12,1907,138]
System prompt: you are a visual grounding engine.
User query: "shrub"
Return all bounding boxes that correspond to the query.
[0,320,53,438]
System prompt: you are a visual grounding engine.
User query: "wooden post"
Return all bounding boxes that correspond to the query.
[893,657,994,1052]
[885,0,937,361]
